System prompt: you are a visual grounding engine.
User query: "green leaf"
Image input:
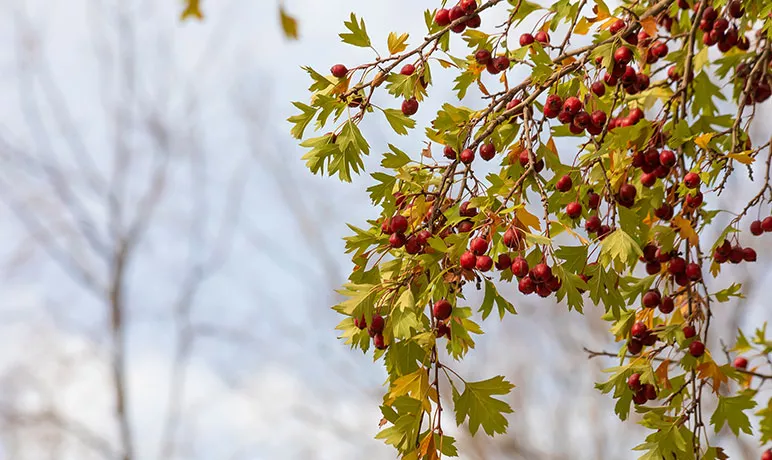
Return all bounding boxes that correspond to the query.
[757,398,772,444]
[479,279,516,320]
[554,245,588,274]
[600,229,643,266]
[382,144,412,169]
[382,109,416,135]
[288,102,318,139]
[340,13,371,48]
[453,376,515,436]
[453,71,477,100]
[710,391,757,436]
[712,282,744,302]
[279,7,299,40]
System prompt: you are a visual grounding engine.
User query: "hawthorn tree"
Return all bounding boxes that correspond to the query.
[290,0,772,458]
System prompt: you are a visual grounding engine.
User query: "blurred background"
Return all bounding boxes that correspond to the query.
[0,0,768,459]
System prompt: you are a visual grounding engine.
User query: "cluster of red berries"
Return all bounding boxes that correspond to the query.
[691,1,749,52]
[750,217,772,235]
[543,95,607,136]
[713,239,757,264]
[640,242,702,287]
[460,236,495,272]
[443,143,498,164]
[433,0,481,34]
[516,149,545,172]
[627,321,659,355]
[519,31,550,47]
[683,324,705,357]
[737,61,772,105]
[631,148,676,187]
[432,299,453,338]
[627,372,658,405]
[382,213,433,254]
[512,260,562,298]
[354,314,387,349]
[554,174,583,219]
[473,48,511,75]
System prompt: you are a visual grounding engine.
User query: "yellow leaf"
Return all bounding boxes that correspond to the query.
[595,0,611,20]
[181,0,203,20]
[574,17,593,35]
[516,206,541,231]
[279,7,299,40]
[696,357,728,393]
[562,56,577,65]
[437,59,457,69]
[640,17,658,36]
[672,216,699,246]
[477,78,490,96]
[727,151,755,165]
[418,433,440,460]
[387,32,409,55]
[694,132,716,149]
[655,359,672,390]
[710,259,721,277]
[385,368,430,407]
[546,136,558,156]
[552,220,589,244]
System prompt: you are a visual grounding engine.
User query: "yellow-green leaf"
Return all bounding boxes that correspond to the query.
[279,7,299,40]
[694,132,716,149]
[573,17,593,35]
[727,151,755,165]
[388,32,409,55]
[672,216,699,246]
[181,0,203,20]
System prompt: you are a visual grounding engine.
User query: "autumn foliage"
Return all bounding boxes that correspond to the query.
[290,0,772,458]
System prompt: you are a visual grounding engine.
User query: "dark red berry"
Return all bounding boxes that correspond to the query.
[659,296,674,314]
[470,237,489,255]
[592,81,606,96]
[556,175,573,192]
[631,321,648,338]
[519,33,535,47]
[743,247,757,262]
[534,30,550,44]
[585,215,602,233]
[628,338,643,355]
[734,356,748,369]
[434,8,451,26]
[531,263,552,283]
[642,289,661,308]
[402,98,419,116]
[566,202,582,219]
[331,64,348,78]
[689,340,705,357]
[480,143,496,161]
[475,49,492,65]
[627,373,641,390]
[587,192,601,209]
[614,46,633,65]
[460,148,475,164]
[495,253,512,271]
[646,261,661,275]
[518,276,536,294]
[683,325,697,338]
[511,256,529,278]
[686,263,702,281]
[684,172,701,189]
[476,254,493,271]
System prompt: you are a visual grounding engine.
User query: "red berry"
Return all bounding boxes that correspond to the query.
[459,201,477,217]
[531,263,552,283]
[474,255,493,272]
[495,253,512,271]
[518,276,536,294]
[402,98,419,116]
[460,148,475,164]
[519,33,535,47]
[444,145,457,160]
[761,216,772,232]
[644,383,657,401]
[689,340,705,357]
[475,49,492,65]
[668,256,686,275]
[459,0,477,13]
[684,172,701,189]
[763,450,772,460]
[685,191,703,208]
[609,19,626,35]
[535,283,552,298]
[493,55,510,72]
[585,215,602,233]
[645,261,661,275]
[659,296,674,314]
[627,373,642,390]
[619,183,637,202]
[534,30,550,44]
[390,215,408,234]
[436,321,451,338]
[558,110,574,125]
[503,227,522,248]
[659,150,676,167]
[613,46,633,65]
[641,172,657,188]
[652,41,669,58]
[591,81,606,96]
[433,299,453,320]
[734,356,748,369]
[354,315,367,329]
[743,247,757,262]
[405,235,423,254]
[566,202,582,219]
[683,325,697,338]
[389,232,406,248]
[417,229,432,244]
[563,97,583,115]
[728,0,743,18]
[628,338,643,355]
[470,237,489,255]
[457,220,474,233]
[400,64,415,75]
[331,64,348,78]
[508,257,528,278]
[655,204,674,220]
[631,321,648,339]
[632,388,647,404]
[556,175,573,192]
[590,110,607,128]
[686,263,702,281]
[751,220,763,235]
[545,275,562,292]
[667,66,681,81]
[449,5,465,21]
[642,289,661,308]
[434,8,451,26]
[460,251,477,270]
[369,315,385,334]
[480,143,496,161]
